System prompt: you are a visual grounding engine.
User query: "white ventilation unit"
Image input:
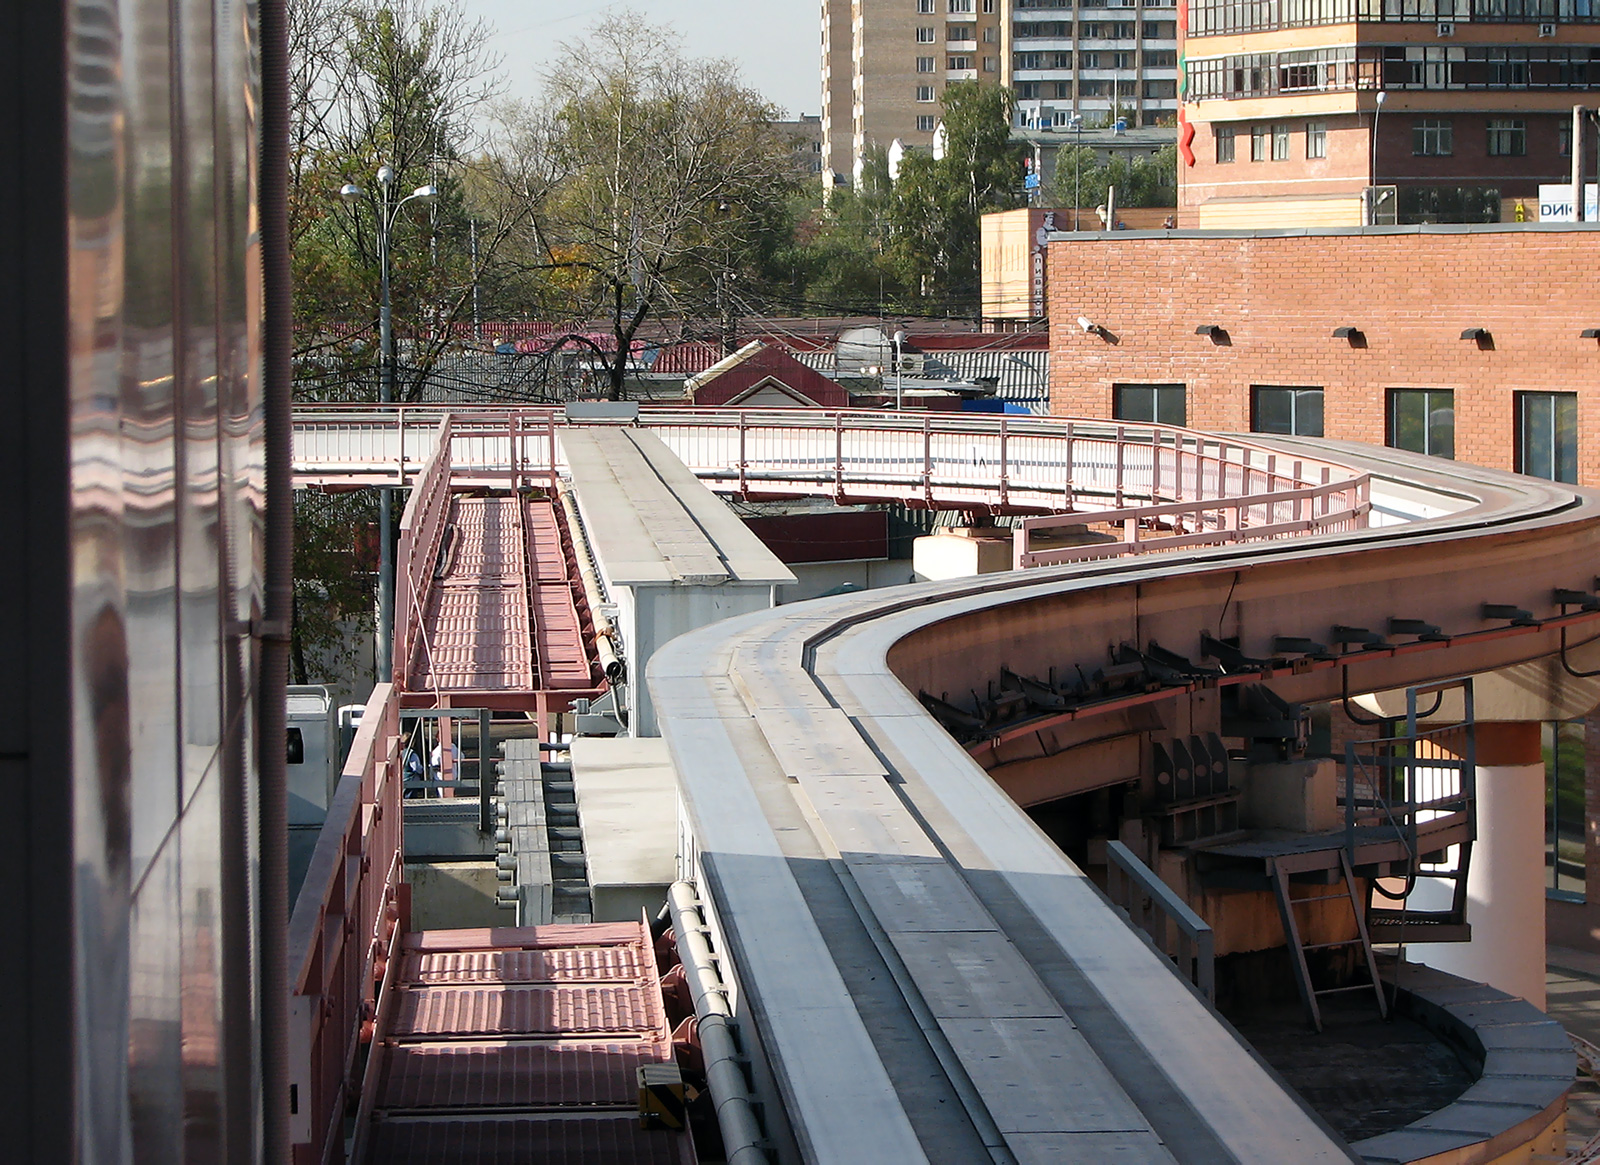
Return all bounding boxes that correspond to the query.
[1436,20,1455,35]
[1539,21,1557,35]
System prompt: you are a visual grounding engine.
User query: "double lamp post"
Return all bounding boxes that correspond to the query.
[340,166,437,681]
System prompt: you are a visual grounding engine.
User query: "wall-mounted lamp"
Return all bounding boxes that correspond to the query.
[1581,328,1600,339]
[1332,326,1364,342]
[1077,316,1109,339]
[1194,324,1229,344]
[1459,327,1490,341]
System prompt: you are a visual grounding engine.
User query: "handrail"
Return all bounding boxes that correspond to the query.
[1105,841,1216,1004]
[394,417,454,688]
[291,406,1367,521]
[287,682,405,1165]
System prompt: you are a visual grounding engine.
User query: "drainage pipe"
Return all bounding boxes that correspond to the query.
[558,482,624,682]
[667,881,769,1165]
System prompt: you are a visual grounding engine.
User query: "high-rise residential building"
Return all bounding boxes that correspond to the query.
[1179,0,1600,226]
[821,0,1180,184]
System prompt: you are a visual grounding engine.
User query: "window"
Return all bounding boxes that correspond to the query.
[916,114,938,131]
[947,22,976,40]
[1388,388,1454,459]
[1250,125,1268,161]
[983,26,997,41]
[917,56,936,72]
[1052,80,1072,98]
[983,0,996,11]
[1305,121,1326,159]
[1114,383,1187,426]
[1016,52,1042,69]
[918,0,936,12]
[1215,125,1235,163]
[1051,51,1072,68]
[917,26,937,41]
[1252,386,1324,437]
[948,0,974,12]
[1272,123,1291,160]
[1112,51,1134,68]
[1079,51,1100,68]
[1413,119,1453,156]
[1560,122,1572,157]
[1546,719,1587,900]
[1487,118,1526,156]
[948,54,973,69]
[1015,81,1040,98]
[916,85,937,101]
[1518,392,1578,483]
[983,56,998,72]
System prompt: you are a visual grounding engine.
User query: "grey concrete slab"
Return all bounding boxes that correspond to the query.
[759,706,887,781]
[845,857,1000,932]
[941,1017,1152,1135]
[569,738,678,915]
[1408,1100,1546,1135]
[892,931,1064,1020]
[1005,1131,1177,1165]
[1351,1127,1481,1164]
[796,775,943,860]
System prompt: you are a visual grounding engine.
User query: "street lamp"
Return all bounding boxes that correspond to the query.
[1368,90,1387,225]
[340,167,438,682]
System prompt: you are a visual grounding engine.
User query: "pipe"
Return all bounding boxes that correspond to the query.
[558,482,624,682]
[258,0,294,1157]
[667,882,769,1165]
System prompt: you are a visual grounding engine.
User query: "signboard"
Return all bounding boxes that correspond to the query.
[1538,183,1599,222]
[1030,210,1058,317]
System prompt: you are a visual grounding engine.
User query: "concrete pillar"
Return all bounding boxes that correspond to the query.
[1408,722,1547,1008]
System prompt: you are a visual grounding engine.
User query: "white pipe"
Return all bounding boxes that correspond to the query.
[668,881,769,1165]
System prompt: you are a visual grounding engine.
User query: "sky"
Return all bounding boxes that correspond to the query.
[462,0,823,120]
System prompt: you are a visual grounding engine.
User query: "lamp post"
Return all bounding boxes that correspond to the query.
[340,167,438,682]
[1369,90,1387,225]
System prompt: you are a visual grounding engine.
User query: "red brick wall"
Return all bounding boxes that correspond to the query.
[1047,226,1600,485]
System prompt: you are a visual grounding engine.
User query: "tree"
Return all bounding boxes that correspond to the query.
[1045,144,1177,216]
[502,15,803,398]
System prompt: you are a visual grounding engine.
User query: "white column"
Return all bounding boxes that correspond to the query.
[1408,749,1546,1008]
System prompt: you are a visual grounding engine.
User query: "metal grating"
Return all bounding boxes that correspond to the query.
[392,985,662,1038]
[378,1041,664,1110]
[401,946,646,985]
[367,1115,696,1165]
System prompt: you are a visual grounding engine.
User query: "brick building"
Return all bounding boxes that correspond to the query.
[1179,3,1600,227]
[1047,223,1600,485]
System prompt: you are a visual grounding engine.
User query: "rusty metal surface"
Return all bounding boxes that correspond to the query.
[402,923,646,952]
[367,1115,695,1164]
[378,1041,664,1109]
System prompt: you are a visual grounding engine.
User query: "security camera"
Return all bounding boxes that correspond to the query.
[1078,317,1096,333]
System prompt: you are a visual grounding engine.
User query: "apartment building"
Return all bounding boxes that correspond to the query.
[821,0,1180,183]
[1180,0,1600,226]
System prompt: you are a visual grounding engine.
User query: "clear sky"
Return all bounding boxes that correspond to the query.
[463,1,823,120]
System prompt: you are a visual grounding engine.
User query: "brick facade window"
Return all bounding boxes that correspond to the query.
[1250,125,1268,161]
[916,85,937,101]
[1413,119,1453,157]
[1305,121,1326,160]
[1114,383,1186,426]
[1517,391,1578,484]
[1216,125,1236,164]
[917,56,937,73]
[917,26,937,42]
[1487,118,1526,157]
[1252,386,1324,437]
[916,114,938,131]
[1272,123,1291,161]
[1388,388,1454,459]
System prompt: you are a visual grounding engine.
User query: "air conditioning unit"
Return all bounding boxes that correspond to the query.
[1436,19,1454,35]
[1538,21,1557,35]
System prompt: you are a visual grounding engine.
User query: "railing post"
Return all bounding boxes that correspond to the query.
[548,413,557,491]
[922,415,933,507]
[834,413,844,502]
[998,417,1009,510]
[1063,420,1075,509]
[739,412,748,499]
[1151,427,1163,502]
[1115,425,1125,507]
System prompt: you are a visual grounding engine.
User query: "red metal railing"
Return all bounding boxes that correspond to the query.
[291,405,1366,520]
[287,683,406,1165]
[394,418,454,691]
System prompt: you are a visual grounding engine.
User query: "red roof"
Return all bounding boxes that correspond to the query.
[688,342,849,408]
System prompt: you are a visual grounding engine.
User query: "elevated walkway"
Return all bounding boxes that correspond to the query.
[363,922,693,1165]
